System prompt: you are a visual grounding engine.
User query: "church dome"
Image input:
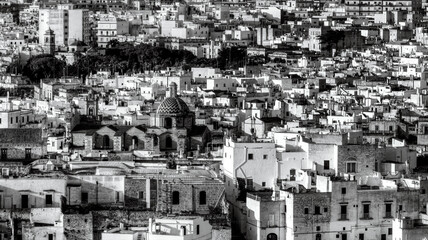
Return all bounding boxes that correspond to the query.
[157,97,189,117]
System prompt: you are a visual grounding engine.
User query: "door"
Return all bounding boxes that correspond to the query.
[21,195,28,208]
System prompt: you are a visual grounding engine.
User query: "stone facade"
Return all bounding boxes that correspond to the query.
[64,213,93,240]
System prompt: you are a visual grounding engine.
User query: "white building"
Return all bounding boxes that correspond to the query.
[97,15,130,48]
[39,8,90,46]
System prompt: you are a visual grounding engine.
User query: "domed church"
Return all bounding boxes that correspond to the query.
[71,82,210,157]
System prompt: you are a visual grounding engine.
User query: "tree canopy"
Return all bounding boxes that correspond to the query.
[318,30,345,53]
[21,54,66,82]
[7,42,252,83]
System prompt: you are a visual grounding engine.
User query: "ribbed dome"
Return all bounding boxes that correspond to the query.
[157,97,189,116]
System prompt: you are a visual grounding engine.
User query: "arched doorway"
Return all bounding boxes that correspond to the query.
[267,233,277,240]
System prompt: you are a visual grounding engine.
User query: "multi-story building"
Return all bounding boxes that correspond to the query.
[345,0,422,16]
[39,8,90,46]
[245,176,422,240]
[96,14,129,48]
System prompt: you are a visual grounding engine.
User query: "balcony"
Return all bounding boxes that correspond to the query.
[339,214,348,220]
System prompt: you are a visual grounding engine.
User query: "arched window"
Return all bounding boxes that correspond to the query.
[165,117,172,128]
[199,191,206,205]
[267,233,277,240]
[103,135,110,148]
[166,136,172,148]
[172,191,179,205]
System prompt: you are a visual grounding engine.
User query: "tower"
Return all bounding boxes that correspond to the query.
[43,28,55,55]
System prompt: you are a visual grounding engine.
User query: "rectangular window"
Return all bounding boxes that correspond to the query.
[304,207,309,214]
[363,204,370,219]
[25,148,31,160]
[45,194,52,205]
[48,234,53,240]
[138,191,144,199]
[196,225,200,235]
[315,206,321,215]
[10,117,12,124]
[262,182,266,187]
[81,192,88,204]
[342,188,346,194]
[1,149,7,160]
[263,154,267,159]
[359,234,364,240]
[324,160,330,170]
[346,162,356,173]
[385,203,392,218]
[388,228,392,235]
[248,154,253,160]
[21,195,28,208]
[381,234,386,240]
[340,205,347,220]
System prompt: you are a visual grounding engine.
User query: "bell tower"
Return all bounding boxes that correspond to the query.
[43,28,55,55]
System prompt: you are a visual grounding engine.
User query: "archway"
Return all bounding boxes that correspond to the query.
[267,233,277,240]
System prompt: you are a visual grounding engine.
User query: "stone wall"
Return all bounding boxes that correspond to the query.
[293,192,331,235]
[64,213,93,240]
[157,182,224,214]
[337,145,379,176]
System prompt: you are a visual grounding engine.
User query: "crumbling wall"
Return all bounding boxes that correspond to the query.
[63,213,93,240]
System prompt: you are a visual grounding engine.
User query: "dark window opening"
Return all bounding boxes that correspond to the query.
[363,204,370,219]
[81,192,88,204]
[165,117,172,128]
[172,191,179,205]
[46,194,52,205]
[340,205,347,220]
[315,206,321,215]
[385,203,392,218]
[165,136,173,148]
[21,195,28,208]
[199,191,206,205]
[324,160,329,170]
